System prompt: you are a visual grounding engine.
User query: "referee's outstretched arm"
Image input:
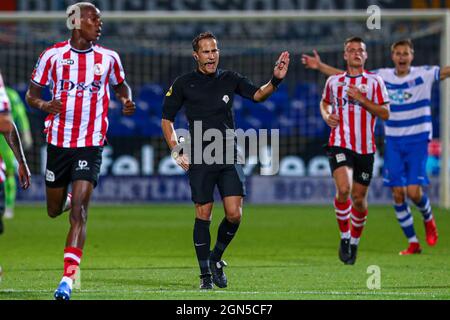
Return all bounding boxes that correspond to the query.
[253,51,290,102]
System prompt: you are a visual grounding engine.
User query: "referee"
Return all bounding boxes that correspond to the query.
[161,32,289,289]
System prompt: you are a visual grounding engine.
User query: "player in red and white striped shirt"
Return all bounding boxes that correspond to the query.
[25,2,135,300]
[320,37,389,265]
[0,70,31,234]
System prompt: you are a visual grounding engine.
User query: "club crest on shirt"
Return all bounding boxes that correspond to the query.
[94,63,105,76]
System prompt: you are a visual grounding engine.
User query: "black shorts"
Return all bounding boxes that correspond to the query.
[326,146,374,186]
[188,164,246,204]
[45,144,103,188]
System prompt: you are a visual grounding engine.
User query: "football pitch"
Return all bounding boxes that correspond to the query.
[0,204,449,300]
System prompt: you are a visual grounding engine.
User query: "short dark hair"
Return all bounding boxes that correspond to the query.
[344,36,365,49]
[192,32,217,52]
[391,39,414,53]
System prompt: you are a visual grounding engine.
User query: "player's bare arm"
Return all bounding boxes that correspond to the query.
[320,100,339,128]
[347,84,389,120]
[253,51,290,102]
[0,114,31,189]
[112,81,136,116]
[161,119,189,171]
[440,65,450,80]
[25,82,62,114]
[302,50,343,76]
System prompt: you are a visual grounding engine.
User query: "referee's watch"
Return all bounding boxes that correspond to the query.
[171,151,179,160]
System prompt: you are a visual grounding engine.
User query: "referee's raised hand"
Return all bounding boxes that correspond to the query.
[273,51,290,79]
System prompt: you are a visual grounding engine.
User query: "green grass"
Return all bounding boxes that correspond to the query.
[0,204,449,300]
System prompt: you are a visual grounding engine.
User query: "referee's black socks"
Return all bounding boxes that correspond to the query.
[210,217,240,262]
[193,218,212,275]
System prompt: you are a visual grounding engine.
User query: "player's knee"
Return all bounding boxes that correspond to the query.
[225,207,242,223]
[351,195,367,211]
[392,189,406,204]
[337,185,351,201]
[47,206,62,218]
[69,205,88,225]
[407,190,422,203]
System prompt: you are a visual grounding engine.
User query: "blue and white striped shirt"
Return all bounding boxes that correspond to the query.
[374,66,440,143]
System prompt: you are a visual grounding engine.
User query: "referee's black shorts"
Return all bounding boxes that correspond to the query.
[45,144,103,188]
[188,164,246,204]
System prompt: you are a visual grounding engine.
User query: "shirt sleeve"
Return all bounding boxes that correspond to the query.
[0,72,10,112]
[421,65,440,83]
[374,76,390,105]
[162,77,184,122]
[233,72,259,101]
[30,49,54,87]
[109,52,126,86]
[321,76,333,105]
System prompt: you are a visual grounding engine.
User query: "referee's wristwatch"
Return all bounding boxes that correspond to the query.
[171,151,179,160]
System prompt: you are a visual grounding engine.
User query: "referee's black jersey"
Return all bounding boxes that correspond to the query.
[162,69,259,144]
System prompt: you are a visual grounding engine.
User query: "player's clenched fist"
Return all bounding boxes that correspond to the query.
[122,99,136,116]
[41,99,62,114]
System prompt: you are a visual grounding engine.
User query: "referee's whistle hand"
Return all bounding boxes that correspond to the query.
[176,154,190,171]
[273,51,290,79]
[122,99,136,116]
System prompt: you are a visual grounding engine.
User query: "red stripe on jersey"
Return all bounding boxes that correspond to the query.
[70,54,87,148]
[324,81,332,104]
[371,116,376,153]
[371,83,377,153]
[112,57,123,84]
[348,77,356,152]
[86,51,103,147]
[51,59,58,97]
[376,80,384,105]
[337,76,345,148]
[360,77,368,154]
[100,67,112,145]
[47,60,58,144]
[39,57,53,86]
[56,50,71,147]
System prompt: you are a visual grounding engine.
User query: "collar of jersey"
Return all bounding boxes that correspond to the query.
[195,68,220,78]
[69,41,94,54]
[344,71,366,78]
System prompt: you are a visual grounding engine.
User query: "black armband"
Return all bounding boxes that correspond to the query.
[270,76,283,89]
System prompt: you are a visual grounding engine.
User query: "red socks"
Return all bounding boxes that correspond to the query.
[63,247,82,279]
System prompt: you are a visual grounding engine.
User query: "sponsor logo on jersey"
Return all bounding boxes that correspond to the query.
[60,59,75,65]
[58,79,102,94]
